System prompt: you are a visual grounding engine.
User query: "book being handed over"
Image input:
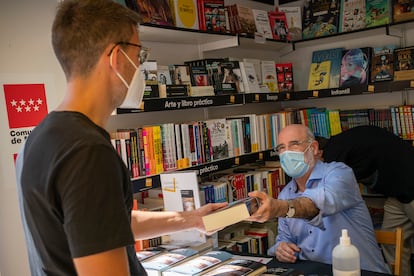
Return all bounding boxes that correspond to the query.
[202,197,260,232]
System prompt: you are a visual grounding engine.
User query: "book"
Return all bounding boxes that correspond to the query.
[169,64,192,85]
[141,60,159,86]
[163,250,233,276]
[125,0,174,26]
[205,118,230,161]
[340,47,372,87]
[394,46,414,81]
[339,0,366,32]
[311,47,343,88]
[218,60,244,93]
[160,171,207,244]
[302,0,340,39]
[268,10,291,41]
[366,0,390,27]
[202,258,267,276]
[142,247,199,276]
[392,0,414,22]
[202,197,260,232]
[239,61,261,93]
[157,65,173,85]
[308,60,331,90]
[170,0,199,30]
[261,60,278,92]
[278,6,302,41]
[262,267,305,275]
[252,9,273,39]
[136,247,167,262]
[371,45,396,82]
[229,4,257,36]
[276,63,294,92]
[197,0,227,33]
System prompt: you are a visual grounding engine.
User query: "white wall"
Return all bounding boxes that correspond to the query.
[0,1,63,275]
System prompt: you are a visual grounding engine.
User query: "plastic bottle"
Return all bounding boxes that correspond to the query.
[332,229,360,276]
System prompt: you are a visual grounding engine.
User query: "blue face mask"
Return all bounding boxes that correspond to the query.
[279,145,311,178]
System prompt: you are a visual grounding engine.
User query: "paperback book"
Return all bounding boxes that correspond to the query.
[371,45,396,82]
[394,46,414,81]
[278,6,302,41]
[276,63,294,92]
[308,60,331,90]
[125,0,174,26]
[339,0,366,32]
[252,9,273,39]
[268,10,291,41]
[392,0,414,23]
[202,258,267,276]
[202,197,260,232]
[340,47,372,87]
[311,47,343,88]
[302,0,340,39]
[142,248,198,276]
[163,250,233,276]
[366,0,390,27]
[170,0,199,30]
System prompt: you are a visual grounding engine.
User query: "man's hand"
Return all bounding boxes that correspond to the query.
[191,202,228,235]
[246,191,278,222]
[274,242,301,263]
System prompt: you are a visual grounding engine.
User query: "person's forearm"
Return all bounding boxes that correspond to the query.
[270,197,319,219]
[131,210,200,240]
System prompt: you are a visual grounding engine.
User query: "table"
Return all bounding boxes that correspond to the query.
[266,258,392,276]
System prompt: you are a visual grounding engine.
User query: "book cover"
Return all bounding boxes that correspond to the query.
[205,118,230,161]
[276,63,294,92]
[163,250,233,276]
[392,0,414,22]
[340,47,371,87]
[366,0,390,27]
[261,60,278,92]
[169,64,192,85]
[157,65,173,85]
[202,259,267,276]
[252,9,273,39]
[201,197,260,232]
[160,171,207,243]
[232,4,257,35]
[394,46,414,81]
[279,6,302,41]
[142,248,198,276]
[308,60,331,90]
[125,0,174,26]
[339,0,366,32]
[239,61,261,93]
[268,10,291,41]
[136,247,167,262]
[311,47,343,88]
[218,61,244,93]
[302,0,340,39]
[141,60,159,86]
[170,0,199,30]
[371,45,396,82]
[197,0,227,33]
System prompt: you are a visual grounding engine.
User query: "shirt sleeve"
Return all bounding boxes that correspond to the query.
[302,161,363,229]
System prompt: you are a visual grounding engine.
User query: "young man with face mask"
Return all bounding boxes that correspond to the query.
[248,124,389,274]
[15,1,227,275]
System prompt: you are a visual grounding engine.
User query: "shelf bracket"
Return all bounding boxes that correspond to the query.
[385,25,403,39]
[199,36,239,52]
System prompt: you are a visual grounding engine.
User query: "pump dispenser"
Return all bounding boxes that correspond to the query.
[332,229,360,276]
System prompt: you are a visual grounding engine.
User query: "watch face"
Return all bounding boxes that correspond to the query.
[286,200,295,218]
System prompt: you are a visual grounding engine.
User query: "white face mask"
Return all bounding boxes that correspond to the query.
[110,48,146,109]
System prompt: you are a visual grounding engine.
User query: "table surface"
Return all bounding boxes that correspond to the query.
[266,258,392,276]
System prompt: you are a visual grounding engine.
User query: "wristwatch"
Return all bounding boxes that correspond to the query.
[286,199,295,218]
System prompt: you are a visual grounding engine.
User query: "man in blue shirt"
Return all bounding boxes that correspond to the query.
[248,124,389,274]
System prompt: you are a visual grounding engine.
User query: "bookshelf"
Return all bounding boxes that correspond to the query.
[107,1,414,192]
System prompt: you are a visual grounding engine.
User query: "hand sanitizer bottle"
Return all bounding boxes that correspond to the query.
[332,229,360,276]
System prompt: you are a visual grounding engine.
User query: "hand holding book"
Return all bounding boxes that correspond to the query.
[201,197,261,232]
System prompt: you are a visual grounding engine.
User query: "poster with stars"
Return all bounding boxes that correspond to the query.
[3,83,48,128]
